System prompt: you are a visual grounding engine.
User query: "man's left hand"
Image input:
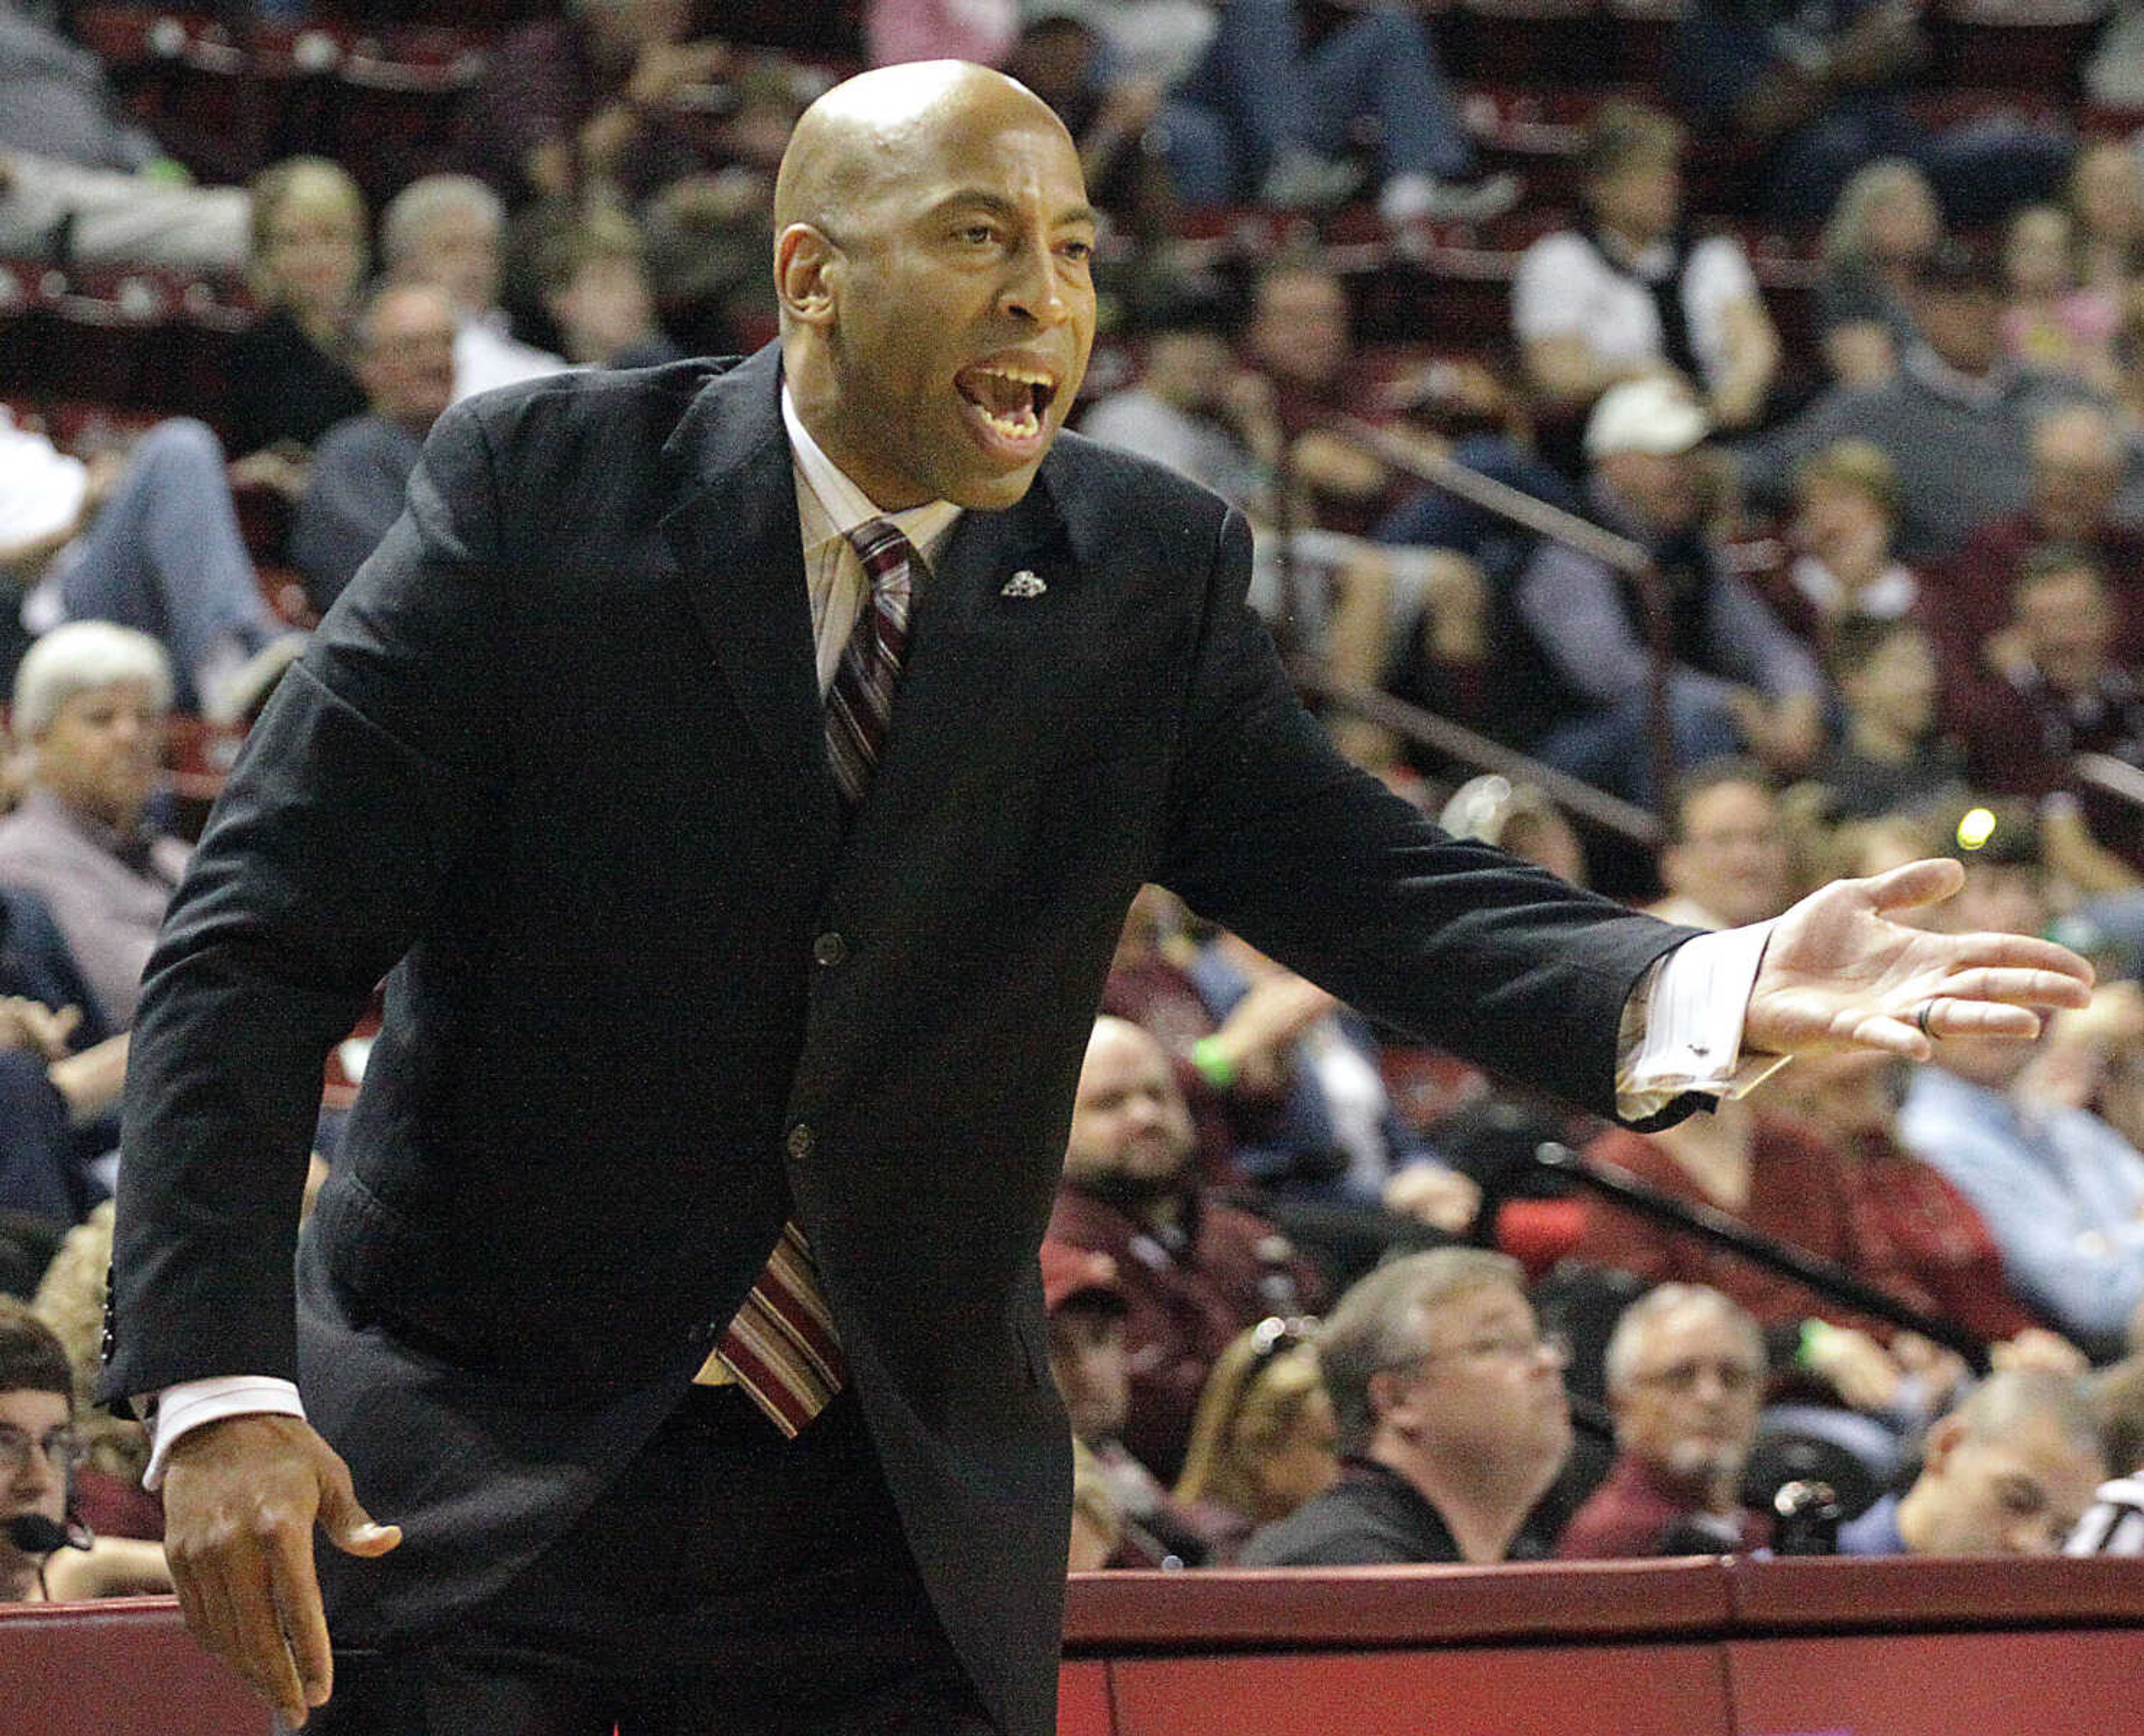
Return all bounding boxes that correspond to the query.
[1744,859,2092,1061]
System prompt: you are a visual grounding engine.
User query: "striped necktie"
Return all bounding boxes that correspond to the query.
[702,518,917,1433]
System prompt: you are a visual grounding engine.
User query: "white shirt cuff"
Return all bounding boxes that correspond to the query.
[141,1376,307,1490]
[1616,921,1789,1120]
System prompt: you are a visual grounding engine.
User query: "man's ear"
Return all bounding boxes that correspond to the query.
[1366,1369,1408,1428]
[775,223,840,326]
[1922,1410,1967,1476]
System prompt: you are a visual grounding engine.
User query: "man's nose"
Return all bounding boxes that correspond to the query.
[1000,238,1073,328]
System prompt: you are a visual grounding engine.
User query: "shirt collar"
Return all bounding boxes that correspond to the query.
[1901,340,2017,411]
[1788,554,1917,619]
[781,383,963,564]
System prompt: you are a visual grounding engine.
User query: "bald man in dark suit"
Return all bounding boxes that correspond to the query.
[102,60,2092,1736]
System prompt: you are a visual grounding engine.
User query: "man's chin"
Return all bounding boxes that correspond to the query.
[945,458,1047,512]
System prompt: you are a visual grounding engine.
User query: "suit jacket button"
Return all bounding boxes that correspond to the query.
[811,931,847,967]
[786,1125,813,1160]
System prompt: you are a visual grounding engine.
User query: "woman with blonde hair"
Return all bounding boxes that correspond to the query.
[225,156,371,462]
[1816,159,1942,387]
[1174,1316,1338,1553]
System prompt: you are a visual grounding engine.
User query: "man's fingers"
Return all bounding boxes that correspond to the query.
[190,1546,306,1728]
[227,1528,313,1728]
[1924,998,2044,1039]
[1936,961,2093,1011]
[317,1470,401,1558]
[265,1500,336,1710]
[1848,1012,1929,1061]
[1862,856,1964,914]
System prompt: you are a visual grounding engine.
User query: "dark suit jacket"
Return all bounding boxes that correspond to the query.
[103,344,1698,1736]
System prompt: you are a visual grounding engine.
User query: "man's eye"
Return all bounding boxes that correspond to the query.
[1061,240,1094,264]
[957,224,997,245]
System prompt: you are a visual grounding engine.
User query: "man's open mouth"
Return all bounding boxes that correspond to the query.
[955,362,1060,445]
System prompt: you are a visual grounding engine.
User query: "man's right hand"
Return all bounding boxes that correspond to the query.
[161,1413,400,1728]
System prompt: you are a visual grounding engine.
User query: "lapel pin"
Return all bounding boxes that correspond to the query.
[1001,570,1047,599]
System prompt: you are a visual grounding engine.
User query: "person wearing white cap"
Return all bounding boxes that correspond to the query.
[1505,376,1824,806]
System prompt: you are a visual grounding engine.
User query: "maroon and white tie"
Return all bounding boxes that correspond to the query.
[704,518,917,1434]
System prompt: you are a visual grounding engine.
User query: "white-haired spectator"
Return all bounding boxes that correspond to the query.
[381,175,570,401]
[0,623,187,1030]
[1559,1284,1771,1558]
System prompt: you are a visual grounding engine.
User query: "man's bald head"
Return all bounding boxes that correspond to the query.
[774,61,1071,242]
[769,59,1098,513]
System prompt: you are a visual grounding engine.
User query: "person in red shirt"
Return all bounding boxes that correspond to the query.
[1559,1283,1772,1558]
[1046,1017,1327,1482]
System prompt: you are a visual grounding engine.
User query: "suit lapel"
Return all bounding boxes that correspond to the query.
[658,346,839,849]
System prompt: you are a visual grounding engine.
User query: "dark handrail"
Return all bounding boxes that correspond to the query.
[1286,656,1663,849]
[1535,1142,1993,1373]
[1333,414,1678,810]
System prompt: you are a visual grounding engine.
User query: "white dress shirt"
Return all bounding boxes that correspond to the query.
[139,391,1774,1482]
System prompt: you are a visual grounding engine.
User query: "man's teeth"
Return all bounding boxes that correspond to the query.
[977,400,1041,438]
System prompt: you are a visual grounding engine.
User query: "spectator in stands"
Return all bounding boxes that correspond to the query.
[0,6,248,271]
[1815,158,1942,388]
[1762,1049,2081,1357]
[1188,928,1478,1228]
[1047,1016,1327,1482]
[1437,773,1588,888]
[1240,256,1394,537]
[0,1297,168,1601]
[32,1206,157,1542]
[0,624,185,1032]
[1958,547,2144,889]
[290,284,458,618]
[2001,204,2119,397]
[1764,439,1922,653]
[1152,0,1517,225]
[1512,99,1781,435]
[1101,883,1329,1187]
[1,411,302,720]
[225,157,371,467]
[1079,299,1282,520]
[1174,1315,1338,1553]
[2069,139,2144,324]
[1577,1090,1985,1426]
[380,175,570,402]
[866,0,1020,69]
[1559,1284,1772,1558]
[2067,1352,2144,1553]
[1737,239,2103,564]
[1650,761,1795,930]
[1239,1249,1571,1565]
[0,883,126,1228]
[1899,1015,2144,1361]
[531,204,681,371]
[452,0,724,213]
[1812,618,1968,822]
[1934,406,2144,701]
[1001,11,1182,218]
[1837,1369,2105,1556]
[1513,384,1824,804]
[1040,1237,1236,1567]
[1669,0,2070,227]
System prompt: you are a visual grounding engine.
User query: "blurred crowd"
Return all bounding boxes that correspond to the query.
[10,0,2144,1603]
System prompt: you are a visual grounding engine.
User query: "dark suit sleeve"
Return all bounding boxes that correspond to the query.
[1153,507,1697,1122]
[100,401,511,1403]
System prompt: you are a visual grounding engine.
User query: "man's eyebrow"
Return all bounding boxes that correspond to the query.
[932,190,1101,229]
